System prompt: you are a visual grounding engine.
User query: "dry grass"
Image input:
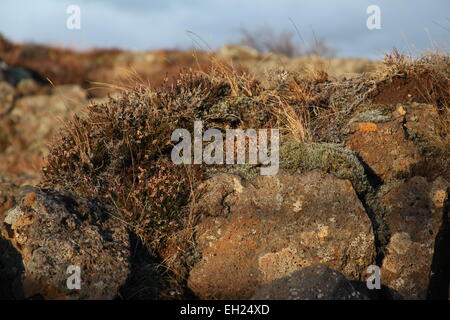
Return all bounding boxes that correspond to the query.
[271,99,311,142]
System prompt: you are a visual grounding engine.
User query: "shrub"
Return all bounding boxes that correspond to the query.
[41,68,267,251]
[238,26,336,58]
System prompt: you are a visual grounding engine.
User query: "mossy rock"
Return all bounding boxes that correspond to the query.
[206,164,260,181]
[280,142,371,195]
[348,109,392,124]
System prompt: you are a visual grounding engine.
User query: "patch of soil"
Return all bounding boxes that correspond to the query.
[373,76,430,105]
[373,74,449,109]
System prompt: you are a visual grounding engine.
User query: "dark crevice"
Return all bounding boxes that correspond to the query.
[426,189,450,300]
[355,154,383,189]
[349,153,395,300]
[0,237,24,299]
[118,232,165,300]
[352,154,390,264]
[118,232,198,300]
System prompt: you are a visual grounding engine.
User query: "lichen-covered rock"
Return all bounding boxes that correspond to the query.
[188,170,376,299]
[380,176,449,299]
[252,264,368,300]
[0,185,130,299]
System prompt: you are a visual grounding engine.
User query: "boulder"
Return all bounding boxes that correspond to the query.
[0,184,130,299]
[252,264,368,300]
[188,170,376,299]
[0,84,87,183]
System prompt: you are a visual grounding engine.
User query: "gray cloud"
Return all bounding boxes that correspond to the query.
[0,0,448,58]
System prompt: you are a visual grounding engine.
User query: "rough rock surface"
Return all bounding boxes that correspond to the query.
[345,106,421,182]
[380,176,449,299]
[0,184,130,299]
[252,264,368,300]
[0,85,86,184]
[188,170,376,299]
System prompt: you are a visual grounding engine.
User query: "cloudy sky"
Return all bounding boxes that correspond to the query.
[0,0,448,59]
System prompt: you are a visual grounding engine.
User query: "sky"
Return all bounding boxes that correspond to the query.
[0,0,448,59]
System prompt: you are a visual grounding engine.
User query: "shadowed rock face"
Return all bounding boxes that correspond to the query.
[380,176,449,299]
[188,170,376,299]
[252,264,368,300]
[0,184,131,300]
[0,237,24,299]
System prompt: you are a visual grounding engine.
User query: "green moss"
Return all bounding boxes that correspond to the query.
[280,142,371,195]
[205,164,260,181]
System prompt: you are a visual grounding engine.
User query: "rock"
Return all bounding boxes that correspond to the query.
[0,81,14,116]
[188,170,376,299]
[0,85,87,183]
[1,65,33,87]
[380,176,449,299]
[16,78,39,95]
[402,103,450,182]
[346,103,450,183]
[346,107,421,182]
[0,183,20,221]
[252,264,368,300]
[0,185,130,299]
[0,57,46,87]
[217,44,261,61]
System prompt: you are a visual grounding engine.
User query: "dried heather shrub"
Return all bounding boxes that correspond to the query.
[41,70,267,251]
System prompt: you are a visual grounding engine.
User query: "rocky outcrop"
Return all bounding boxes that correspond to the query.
[0,184,131,299]
[252,264,368,300]
[187,170,376,299]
